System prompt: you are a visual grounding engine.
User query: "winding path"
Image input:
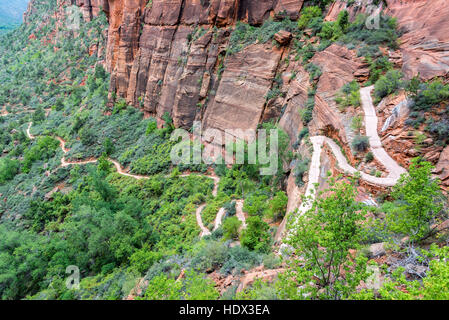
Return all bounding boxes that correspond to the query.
[278,86,407,240]
[24,86,406,242]
[26,121,244,237]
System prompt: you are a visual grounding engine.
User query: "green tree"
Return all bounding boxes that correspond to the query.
[240,216,271,253]
[222,216,242,241]
[0,157,19,183]
[142,274,183,300]
[297,6,322,29]
[268,191,288,221]
[129,247,163,274]
[387,158,443,242]
[182,270,220,300]
[278,177,369,300]
[336,10,350,33]
[102,137,114,155]
[97,152,111,174]
[374,69,403,101]
[32,105,46,123]
[352,135,369,153]
[243,194,268,217]
[141,270,219,300]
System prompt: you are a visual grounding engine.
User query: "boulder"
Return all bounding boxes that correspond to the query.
[435,146,449,183]
[369,242,386,258]
[386,0,449,80]
[274,30,292,45]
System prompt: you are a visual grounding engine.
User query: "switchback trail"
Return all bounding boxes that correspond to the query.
[276,86,407,241]
[26,122,246,237]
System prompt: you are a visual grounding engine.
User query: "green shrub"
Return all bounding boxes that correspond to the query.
[223,216,242,241]
[411,80,449,111]
[243,194,268,217]
[146,119,157,135]
[374,70,403,101]
[228,18,298,55]
[297,6,322,30]
[240,216,271,253]
[336,80,361,110]
[22,136,59,173]
[386,158,443,241]
[223,200,236,216]
[351,135,369,153]
[367,56,393,84]
[267,191,288,221]
[365,151,374,163]
[129,247,163,274]
[0,157,20,183]
[340,13,400,49]
[305,63,322,82]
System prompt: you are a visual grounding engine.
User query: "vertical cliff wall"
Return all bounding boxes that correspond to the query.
[71,0,448,140]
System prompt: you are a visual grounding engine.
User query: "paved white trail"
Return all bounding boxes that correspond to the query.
[279,86,407,240]
[213,208,226,231]
[235,200,248,229]
[211,200,248,232]
[360,86,407,180]
[196,204,212,237]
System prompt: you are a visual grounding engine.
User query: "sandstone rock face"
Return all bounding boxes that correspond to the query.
[203,43,283,137]
[386,0,449,80]
[278,72,308,143]
[327,0,449,80]
[76,0,105,21]
[70,0,448,169]
[435,146,449,189]
[274,0,304,20]
[274,30,292,45]
[310,44,365,163]
[95,0,307,129]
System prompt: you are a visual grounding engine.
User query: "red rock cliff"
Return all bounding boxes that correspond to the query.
[75,0,448,138]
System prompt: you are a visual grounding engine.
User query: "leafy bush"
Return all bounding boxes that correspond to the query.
[228,18,298,55]
[376,245,449,300]
[240,216,271,253]
[243,193,268,217]
[279,178,369,300]
[141,270,219,300]
[367,56,393,84]
[0,157,20,183]
[374,70,403,101]
[319,20,343,41]
[365,151,374,163]
[336,80,361,110]
[223,200,236,216]
[427,119,449,146]
[410,80,449,112]
[222,216,242,241]
[297,6,322,29]
[340,13,400,49]
[22,136,59,173]
[267,191,288,221]
[386,158,443,241]
[351,135,369,153]
[300,88,316,125]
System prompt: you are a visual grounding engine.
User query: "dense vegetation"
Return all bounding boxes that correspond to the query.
[1,0,448,301]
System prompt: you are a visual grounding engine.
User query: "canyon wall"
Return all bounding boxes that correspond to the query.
[99,0,306,135]
[33,0,447,157]
[87,0,447,139]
